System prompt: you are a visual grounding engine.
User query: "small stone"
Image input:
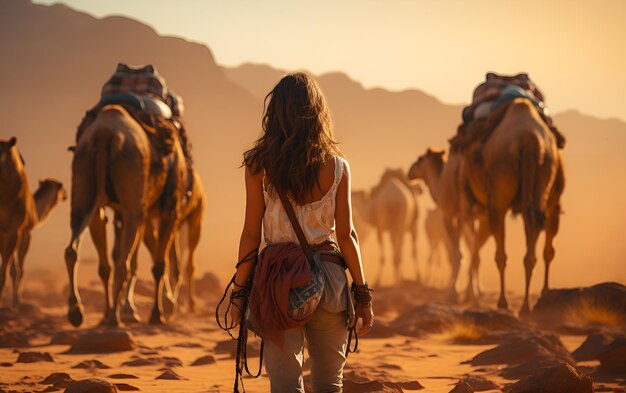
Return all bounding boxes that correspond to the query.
[114,384,140,391]
[172,342,203,348]
[41,372,73,387]
[72,360,110,369]
[449,382,473,393]
[155,369,186,380]
[68,331,135,353]
[107,374,138,379]
[572,332,617,361]
[16,351,54,363]
[458,375,499,391]
[121,357,182,368]
[190,355,216,366]
[397,380,425,390]
[64,378,118,393]
[598,337,626,373]
[508,363,593,393]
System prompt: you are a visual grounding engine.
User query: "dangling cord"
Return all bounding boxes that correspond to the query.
[243,337,264,377]
[345,326,358,357]
[215,249,258,336]
[214,249,258,393]
[345,282,373,357]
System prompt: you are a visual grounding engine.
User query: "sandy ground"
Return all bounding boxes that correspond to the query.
[1,280,625,393]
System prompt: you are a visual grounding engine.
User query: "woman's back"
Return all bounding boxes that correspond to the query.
[263,155,345,245]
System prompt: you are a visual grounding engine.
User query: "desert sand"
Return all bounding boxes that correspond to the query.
[1,277,625,393]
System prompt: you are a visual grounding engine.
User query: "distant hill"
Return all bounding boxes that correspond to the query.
[225,63,463,187]
[1,0,624,293]
[0,0,260,283]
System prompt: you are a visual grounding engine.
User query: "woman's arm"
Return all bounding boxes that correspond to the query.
[234,165,265,288]
[335,160,373,335]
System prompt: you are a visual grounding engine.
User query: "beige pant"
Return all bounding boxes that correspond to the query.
[264,307,348,393]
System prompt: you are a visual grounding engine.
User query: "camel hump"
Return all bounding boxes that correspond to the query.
[508,97,541,117]
[99,104,131,118]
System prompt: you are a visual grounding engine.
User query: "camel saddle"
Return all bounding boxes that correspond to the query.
[102,63,169,102]
[462,72,548,124]
[454,72,565,150]
[98,63,192,162]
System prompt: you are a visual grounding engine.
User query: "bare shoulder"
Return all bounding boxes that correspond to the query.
[315,155,335,182]
[338,156,351,179]
[245,164,264,184]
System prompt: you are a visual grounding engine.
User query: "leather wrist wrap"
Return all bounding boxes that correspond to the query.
[351,282,373,307]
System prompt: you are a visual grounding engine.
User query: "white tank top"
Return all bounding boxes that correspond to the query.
[262,156,345,246]
[262,156,349,313]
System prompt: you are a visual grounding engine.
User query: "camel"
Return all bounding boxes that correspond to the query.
[65,104,188,327]
[351,190,373,244]
[462,97,564,315]
[352,169,419,286]
[423,207,449,287]
[408,148,481,302]
[106,168,205,322]
[0,137,66,307]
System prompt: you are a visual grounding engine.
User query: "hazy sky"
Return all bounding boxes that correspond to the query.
[35,0,626,121]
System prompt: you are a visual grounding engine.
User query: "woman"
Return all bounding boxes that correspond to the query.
[232,72,373,392]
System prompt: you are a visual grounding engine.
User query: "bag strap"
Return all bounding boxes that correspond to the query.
[276,189,315,264]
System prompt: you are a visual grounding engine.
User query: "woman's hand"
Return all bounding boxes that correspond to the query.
[355,303,374,336]
[230,291,245,326]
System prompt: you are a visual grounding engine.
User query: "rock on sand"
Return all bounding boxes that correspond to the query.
[68,331,136,353]
[572,332,618,362]
[598,337,626,373]
[64,378,118,393]
[507,363,593,393]
[16,351,54,363]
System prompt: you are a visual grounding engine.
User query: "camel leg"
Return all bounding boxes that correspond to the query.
[88,209,116,324]
[11,231,30,307]
[121,250,141,324]
[104,210,143,327]
[465,218,490,304]
[409,218,420,284]
[1,232,19,307]
[65,203,95,328]
[162,235,180,318]
[117,213,144,324]
[170,234,183,301]
[542,204,560,295]
[391,231,404,285]
[426,237,434,287]
[116,212,140,324]
[141,218,175,320]
[373,229,385,288]
[149,212,178,325]
[185,209,202,313]
[520,213,542,317]
[492,212,509,310]
[442,217,461,303]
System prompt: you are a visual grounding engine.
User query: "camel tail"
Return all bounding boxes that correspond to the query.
[94,143,108,208]
[519,144,545,229]
[69,122,120,238]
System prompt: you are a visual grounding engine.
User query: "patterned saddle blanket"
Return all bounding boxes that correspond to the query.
[101,63,184,118]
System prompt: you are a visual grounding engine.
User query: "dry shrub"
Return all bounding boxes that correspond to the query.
[443,320,484,344]
[566,296,625,327]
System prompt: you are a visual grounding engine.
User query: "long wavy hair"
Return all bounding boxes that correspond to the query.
[243,72,341,204]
